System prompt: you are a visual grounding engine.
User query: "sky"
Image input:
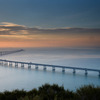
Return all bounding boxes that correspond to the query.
[0,0,100,48]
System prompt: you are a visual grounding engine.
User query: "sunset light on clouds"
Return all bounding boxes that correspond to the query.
[0,22,100,48]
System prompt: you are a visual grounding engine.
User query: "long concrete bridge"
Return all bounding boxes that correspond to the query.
[0,59,100,76]
[0,49,24,56]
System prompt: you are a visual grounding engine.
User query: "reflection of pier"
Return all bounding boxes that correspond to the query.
[0,49,24,56]
[0,59,100,76]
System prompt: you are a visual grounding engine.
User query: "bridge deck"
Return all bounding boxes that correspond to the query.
[0,59,100,73]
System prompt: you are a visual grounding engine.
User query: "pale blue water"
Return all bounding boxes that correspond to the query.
[0,47,100,92]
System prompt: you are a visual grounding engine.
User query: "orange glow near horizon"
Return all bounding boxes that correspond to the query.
[0,22,100,48]
[0,35,100,48]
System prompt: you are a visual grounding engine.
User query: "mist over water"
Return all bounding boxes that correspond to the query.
[0,47,100,91]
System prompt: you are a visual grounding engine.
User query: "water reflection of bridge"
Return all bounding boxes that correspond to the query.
[0,59,100,76]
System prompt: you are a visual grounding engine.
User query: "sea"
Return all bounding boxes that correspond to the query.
[0,47,100,92]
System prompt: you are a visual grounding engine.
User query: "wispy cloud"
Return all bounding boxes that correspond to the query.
[0,22,25,27]
[0,22,100,36]
[0,22,100,48]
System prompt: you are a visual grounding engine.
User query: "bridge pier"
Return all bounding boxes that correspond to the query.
[15,63,18,67]
[9,62,12,67]
[35,65,38,70]
[21,63,24,68]
[85,69,88,75]
[43,65,46,70]
[3,61,6,66]
[0,61,3,66]
[52,67,55,72]
[73,69,76,74]
[99,71,100,77]
[28,63,31,69]
[4,62,8,66]
[62,68,65,73]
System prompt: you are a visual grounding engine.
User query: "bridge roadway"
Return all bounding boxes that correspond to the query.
[0,59,100,76]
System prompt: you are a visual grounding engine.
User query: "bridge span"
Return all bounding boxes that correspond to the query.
[0,59,100,76]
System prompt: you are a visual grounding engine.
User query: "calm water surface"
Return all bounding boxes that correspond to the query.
[0,48,100,91]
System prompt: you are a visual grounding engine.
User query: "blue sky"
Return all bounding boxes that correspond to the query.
[0,0,100,28]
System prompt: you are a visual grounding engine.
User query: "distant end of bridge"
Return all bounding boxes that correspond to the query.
[0,49,24,56]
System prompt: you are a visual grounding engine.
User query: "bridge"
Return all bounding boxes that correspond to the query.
[0,59,100,76]
[0,49,24,56]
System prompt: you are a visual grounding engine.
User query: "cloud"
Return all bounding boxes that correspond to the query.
[0,22,100,48]
[0,22,100,36]
[0,22,27,35]
[0,22,25,27]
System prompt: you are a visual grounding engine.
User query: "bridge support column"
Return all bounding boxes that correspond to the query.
[21,63,24,68]
[62,68,65,73]
[35,65,38,70]
[9,62,12,67]
[43,66,46,70]
[99,71,100,77]
[85,69,88,75]
[28,63,31,69]
[73,69,76,74]
[15,63,18,67]
[3,61,5,66]
[52,67,55,71]
[0,61,1,65]
[0,61,3,66]
[4,62,8,66]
